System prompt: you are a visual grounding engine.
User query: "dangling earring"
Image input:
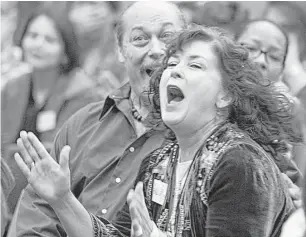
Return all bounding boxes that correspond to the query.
[215,103,228,121]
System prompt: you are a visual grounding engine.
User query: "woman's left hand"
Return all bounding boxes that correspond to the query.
[127,182,154,237]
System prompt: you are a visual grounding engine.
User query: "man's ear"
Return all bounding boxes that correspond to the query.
[117,45,125,63]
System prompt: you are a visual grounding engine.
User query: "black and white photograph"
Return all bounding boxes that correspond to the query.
[1,1,306,236]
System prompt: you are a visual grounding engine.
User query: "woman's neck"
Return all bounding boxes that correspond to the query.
[32,68,60,106]
[177,117,224,163]
[32,68,60,92]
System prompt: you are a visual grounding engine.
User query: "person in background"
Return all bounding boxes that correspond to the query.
[236,20,288,88]
[12,2,186,236]
[69,1,127,97]
[263,1,306,78]
[236,20,306,207]
[1,4,103,217]
[263,2,306,176]
[1,158,15,236]
[192,1,249,36]
[1,1,27,90]
[15,24,301,237]
[11,2,302,236]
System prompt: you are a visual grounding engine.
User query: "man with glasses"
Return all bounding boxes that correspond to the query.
[237,20,288,84]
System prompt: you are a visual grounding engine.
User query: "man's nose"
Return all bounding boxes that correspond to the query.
[148,36,165,60]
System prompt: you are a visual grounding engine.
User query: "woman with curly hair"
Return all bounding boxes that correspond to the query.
[14,25,302,237]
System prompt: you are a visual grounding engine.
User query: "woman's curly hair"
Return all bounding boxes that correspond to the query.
[147,24,302,154]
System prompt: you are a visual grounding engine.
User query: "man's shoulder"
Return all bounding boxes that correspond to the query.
[297,85,306,103]
[63,100,106,134]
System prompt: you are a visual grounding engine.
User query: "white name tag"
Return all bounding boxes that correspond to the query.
[152,179,168,206]
[36,110,57,132]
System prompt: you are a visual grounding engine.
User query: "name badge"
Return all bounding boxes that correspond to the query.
[36,110,57,132]
[152,179,168,205]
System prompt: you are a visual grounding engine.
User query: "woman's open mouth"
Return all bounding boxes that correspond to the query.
[167,85,185,103]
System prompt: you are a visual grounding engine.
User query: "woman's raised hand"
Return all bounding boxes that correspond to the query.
[128,182,154,237]
[14,131,71,206]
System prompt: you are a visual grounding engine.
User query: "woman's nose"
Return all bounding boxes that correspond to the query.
[32,36,44,48]
[253,53,267,71]
[170,65,183,79]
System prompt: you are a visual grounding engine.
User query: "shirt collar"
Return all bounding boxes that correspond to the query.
[99,83,132,120]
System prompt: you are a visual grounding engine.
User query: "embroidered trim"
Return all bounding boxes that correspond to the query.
[197,127,245,206]
[89,213,121,237]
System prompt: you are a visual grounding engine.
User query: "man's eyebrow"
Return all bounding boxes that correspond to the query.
[131,26,145,31]
[162,22,174,28]
[131,22,174,31]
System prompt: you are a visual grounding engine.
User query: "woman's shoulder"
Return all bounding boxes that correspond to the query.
[2,72,31,99]
[208,123,278,173]
[3,71,31,90]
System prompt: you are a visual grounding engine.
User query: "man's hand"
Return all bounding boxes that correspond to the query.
[14,131,71,206]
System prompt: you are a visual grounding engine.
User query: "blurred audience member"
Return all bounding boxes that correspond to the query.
[1,1,27,90]
[176,1,198,24]
[236,20,306,183]
[193,1,249,35]
[263,1,306,72]
[263,2,306,174]
[237,20,288,88]
[1,4,103,215]
[1,1,18,50]
[1,158,15,236]
[69,1,127,96]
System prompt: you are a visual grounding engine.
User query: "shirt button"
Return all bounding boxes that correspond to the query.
[101,209,107,214]
[129,147,135,152]
[115,177,121,183]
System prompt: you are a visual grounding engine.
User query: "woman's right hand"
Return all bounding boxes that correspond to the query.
[14,131,71,206]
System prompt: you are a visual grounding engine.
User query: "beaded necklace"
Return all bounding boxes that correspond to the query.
[130,99,144,122]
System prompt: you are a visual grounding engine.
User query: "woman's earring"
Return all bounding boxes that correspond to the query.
[215,103,229,120]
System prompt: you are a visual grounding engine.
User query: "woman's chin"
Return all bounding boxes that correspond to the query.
[162,115,183,129]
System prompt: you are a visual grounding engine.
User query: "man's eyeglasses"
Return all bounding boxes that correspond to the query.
[241,44,285,65]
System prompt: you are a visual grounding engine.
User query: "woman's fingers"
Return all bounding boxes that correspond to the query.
[289,186,302,201]
[19,131,40,163]
[132,220,143,237]
[27,132,50,160]
[59,146,71,172]
[281,173,301,201]
[14,152,31,180]
[129,200,143,237]
[17,137,33,165]
[134,182,152,224]
[128,183,153,235]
